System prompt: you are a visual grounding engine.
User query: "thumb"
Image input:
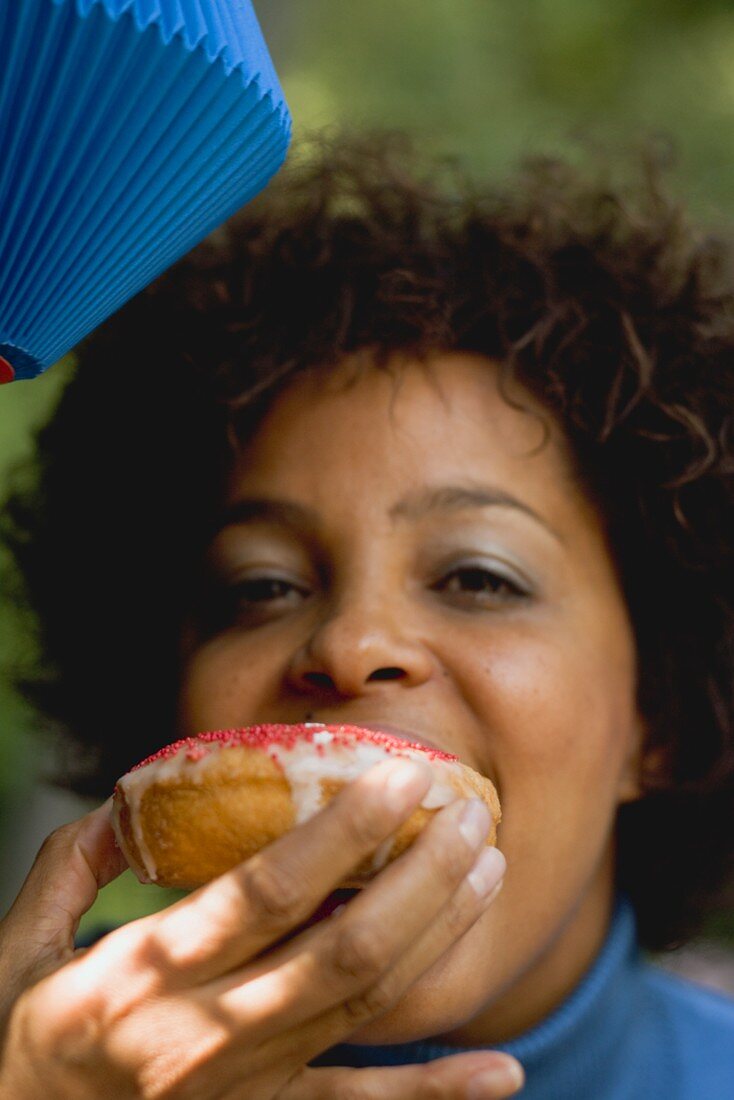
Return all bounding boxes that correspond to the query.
[278,1053,525,1099]
[0,798,128,984]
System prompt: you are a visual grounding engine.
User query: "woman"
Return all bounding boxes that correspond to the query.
[1,136,733,1098]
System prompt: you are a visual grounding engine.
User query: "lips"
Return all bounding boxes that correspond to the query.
[340,722,448,755]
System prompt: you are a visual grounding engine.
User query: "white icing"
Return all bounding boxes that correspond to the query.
[117,727,462,882]
[111,803,153,883]
[117,749,216,881]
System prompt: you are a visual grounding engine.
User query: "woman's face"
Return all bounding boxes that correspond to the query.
[177,352,644,1045]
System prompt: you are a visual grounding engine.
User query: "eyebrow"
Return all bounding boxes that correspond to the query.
[213,498,320,537]
[389,484,563,543]
[214,485,562,543]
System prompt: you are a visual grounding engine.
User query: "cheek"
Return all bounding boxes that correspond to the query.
[460,619,639,843]
[176,635,280,735]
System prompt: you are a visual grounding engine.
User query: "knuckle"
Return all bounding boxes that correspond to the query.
[342,974,399,1025]
[244,857,303,925]
[424,833,468,886]
[121,928,176,991]
[339,804,389,854]
[156,892,237,971]
[338,780,397,849]
[417,1073,447,1100]
[35,822,74,862]
[333,1075,381,1100]
[332,921,390,983]
[442,891,477,940]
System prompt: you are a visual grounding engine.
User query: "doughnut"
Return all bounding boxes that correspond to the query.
[111,723,501,891]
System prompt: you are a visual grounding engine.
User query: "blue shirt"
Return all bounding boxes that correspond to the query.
[310,898,734,1098]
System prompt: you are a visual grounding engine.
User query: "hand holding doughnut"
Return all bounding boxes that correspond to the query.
[0,757,521,1099]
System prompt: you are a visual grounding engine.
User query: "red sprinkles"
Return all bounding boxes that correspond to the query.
[127,723,458,774]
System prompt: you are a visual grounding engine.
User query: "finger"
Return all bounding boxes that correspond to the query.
[146,757,434,984]
[238,812,503,1075]
[208,798,499,1041]
[0,799,127,981]
[274,1052,525,1100]
[326,850,505,1039]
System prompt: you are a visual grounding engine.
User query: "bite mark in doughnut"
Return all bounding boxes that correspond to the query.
[111,723,501,891]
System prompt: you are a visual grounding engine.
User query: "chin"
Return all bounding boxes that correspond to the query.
[345,957,484,1046]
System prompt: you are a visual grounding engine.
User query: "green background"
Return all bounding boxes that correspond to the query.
[2,0,734,933]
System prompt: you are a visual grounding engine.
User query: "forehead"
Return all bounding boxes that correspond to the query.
[226,352,583,520]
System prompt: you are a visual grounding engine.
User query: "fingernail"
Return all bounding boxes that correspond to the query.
[458,799,491,849]
[467,1059,524,1098]
[382,759,431,812]
[466,846,506,898]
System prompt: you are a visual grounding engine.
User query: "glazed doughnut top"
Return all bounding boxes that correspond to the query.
[128,723,460,770]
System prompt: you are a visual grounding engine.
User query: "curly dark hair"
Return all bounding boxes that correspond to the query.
[2,134,734,952]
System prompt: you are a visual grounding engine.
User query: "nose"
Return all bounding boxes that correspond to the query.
[285,593,435,699]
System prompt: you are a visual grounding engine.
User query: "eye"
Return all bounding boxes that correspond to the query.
[203,572,311,631]
[234,576,307,605]
[432,564,528,606]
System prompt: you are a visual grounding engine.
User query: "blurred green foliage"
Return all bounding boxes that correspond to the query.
[0,361,73,818]
[4,0,734,931]
[259,0,734,221]
[78,874,186,940]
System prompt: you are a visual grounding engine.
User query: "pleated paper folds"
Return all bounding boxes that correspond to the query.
[0,0,291,380]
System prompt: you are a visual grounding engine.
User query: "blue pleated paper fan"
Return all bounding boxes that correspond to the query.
[0,0,291,382]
